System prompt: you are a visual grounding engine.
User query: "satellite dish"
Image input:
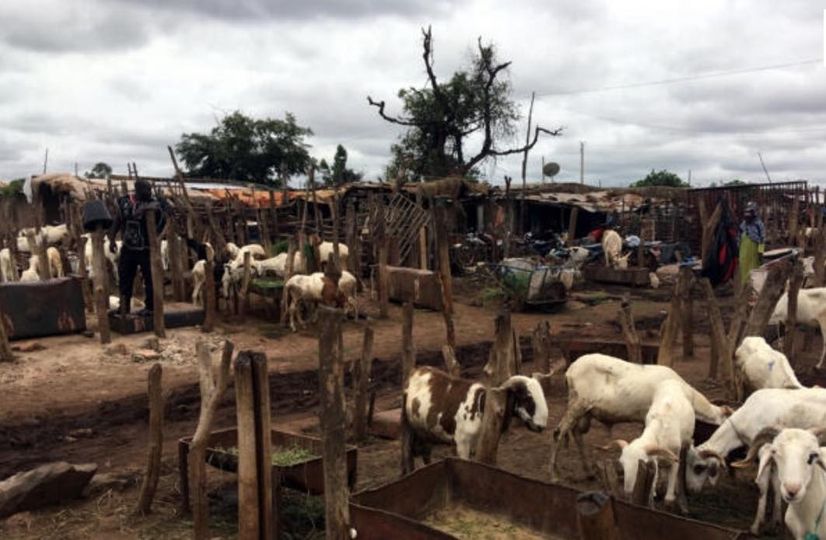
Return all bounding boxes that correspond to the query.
[542,162,560,178]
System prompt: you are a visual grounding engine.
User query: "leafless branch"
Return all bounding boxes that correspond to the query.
[366,96,419,126]
[488,126,564,157]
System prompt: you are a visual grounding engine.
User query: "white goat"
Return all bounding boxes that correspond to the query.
[317,241,349,271]
[82,235,121,282]
[602,230,630,269]
[735,337,804,397]
[19,255,40,282]
[19,224,69,247]
[226,242,266,263]
[46,247,63,278]
[549,353,731,480]
[160,239,169,271]
[189,243,214,306]
[769,288,826,369]
[608,379,695,504]
[734,428,826,540]
[220,257,259,299]
[108,295,145,312]
[686,388,826,534]
[0,248,15,282]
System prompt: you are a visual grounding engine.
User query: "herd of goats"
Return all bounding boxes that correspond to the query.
[400,286,826,540]
[6,218,826,539]
[0,222,359,332]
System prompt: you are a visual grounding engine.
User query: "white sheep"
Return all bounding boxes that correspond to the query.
[769,288,826,368]
[549,353,732,480]
[18,224,69,247]
[46,247,63,278]
[19,255,40,282]
[0,248,15,282]
[735,337,804,397]
[602,230,630,269]
[686,388,826,534]
[317,241,349,271]
[226,242,266,263]
[733,428,826,540]
[608,379,695,505]
[82,235,121,282]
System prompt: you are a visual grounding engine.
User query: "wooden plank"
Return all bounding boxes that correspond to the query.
[401,302,415,384]
[251,353,274,539]
[146,209,165,338]
[91,228,111,344]
[352,324,375,442]
[576,492,620,540]
[135,363,164,516]
[618,298,642,364]
[235,354,260,540]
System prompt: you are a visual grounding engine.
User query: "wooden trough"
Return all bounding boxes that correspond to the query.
[557,336,660,365]
[350,458,747,540]
[0,277,86,339]
[108,302,204,334]
[178,427,358,508]
[583,265,651,286]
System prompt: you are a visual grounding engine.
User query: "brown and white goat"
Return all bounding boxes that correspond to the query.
[284,272,348,331]
[401,366,549,472]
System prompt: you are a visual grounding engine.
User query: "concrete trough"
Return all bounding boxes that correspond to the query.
[351,458,747,540]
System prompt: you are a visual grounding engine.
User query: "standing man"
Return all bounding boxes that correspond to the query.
[738,201,765,285]
[109,178,168,316]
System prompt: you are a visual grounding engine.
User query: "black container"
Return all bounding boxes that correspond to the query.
[82,199,113,232]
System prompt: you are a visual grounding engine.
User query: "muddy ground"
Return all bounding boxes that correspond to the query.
[0,279,820,539]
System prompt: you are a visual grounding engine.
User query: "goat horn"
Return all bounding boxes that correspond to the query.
[697,449,726,463]
[598,439,628,451]
[645,446,678,462]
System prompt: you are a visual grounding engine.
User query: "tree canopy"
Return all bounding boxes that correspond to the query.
[368,27,561,183]
[85,162,112,179]
[175,111,313,185]
[317,145,362,187]
[631,169,688,188]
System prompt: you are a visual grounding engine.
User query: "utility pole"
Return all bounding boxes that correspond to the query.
[579,141,585,184]
[757,152,772,183]
[42,149,48,174]
[541,156,546,184]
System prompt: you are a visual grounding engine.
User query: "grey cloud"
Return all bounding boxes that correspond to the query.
[106,0,455,21]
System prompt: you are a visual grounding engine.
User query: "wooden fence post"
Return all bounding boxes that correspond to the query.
[679,268,695,359]
[785,257,804,360]
[576,492,620,540]
[434,203,455,349]
[441,345,461,378]
[657,272,685,366]
[189,340,234,539]
[240,251,252,317]
[146,209,165,338]
[77,235,93,311]
[745,259,792,338]
[484,311,515,386]
[318,306,350,540]
[376,202,389,319]
[202,246,216,333]
[235,354,260,540]
[352,324,375,441]
[531,320,552,374]
[474,386,508,464]
[0,304,14,362]
[618,298,641,364]
[91,228,111,344]
[401,302,415,384]
[135,363,164,516]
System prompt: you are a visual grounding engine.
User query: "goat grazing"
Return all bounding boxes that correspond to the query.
[283,272,350,331]
[733,427,826,540]
[735,337,804,397]
[606,379,695,504]
[602,230,630,269]
[769,288,826,369]
[686,388,826,534]
[550,353,731,480]
[402,366,548,471]
[225,242,266,263]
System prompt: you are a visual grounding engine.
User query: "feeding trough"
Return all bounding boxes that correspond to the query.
[109,302,204,334]
[350,458,746,540]
[178,427,358,508]
[583,265,651,286]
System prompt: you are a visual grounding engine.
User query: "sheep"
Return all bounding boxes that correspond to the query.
[284,272,348,332]
[606,379,695,505]
[733,427,826,540]
[601,229,630,269]
[549,353,732,481]
[160,239,169,271]
[108,295,145,312]
[256,252,307,278]
[401,366,549,471]
[82,235,121,282]
[735,337,804,398]
[18,224,69,247]
[220,257,259,300]
[685,388,826,534]
[769,288,826,369]
[317,241,349,271]
[46,247,63,278]
[189,243,215,306]
[0,248,15,282]
[225,242,266,263]
[19,255,40,282]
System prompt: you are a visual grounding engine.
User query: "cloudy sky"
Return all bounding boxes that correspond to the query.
[0,0,824,187]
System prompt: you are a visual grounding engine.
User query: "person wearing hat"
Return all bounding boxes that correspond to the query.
[108,178,169,316]
[739,201,765,284]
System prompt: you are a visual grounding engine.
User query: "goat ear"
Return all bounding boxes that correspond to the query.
[599,439,628,451]
[645,445,678,462]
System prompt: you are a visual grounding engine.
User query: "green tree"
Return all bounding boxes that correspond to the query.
[316,145,362,186]
[724,179,747,186]
[85,162,112,179]
[175,111,313,185]
[368,27,561,183]
[631,169,688,188]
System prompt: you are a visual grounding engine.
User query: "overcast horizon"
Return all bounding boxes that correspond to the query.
[0,0,824,187]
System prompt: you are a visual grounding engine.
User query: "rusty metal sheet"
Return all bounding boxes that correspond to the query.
[351,458,748,540]
[0,277,85,340]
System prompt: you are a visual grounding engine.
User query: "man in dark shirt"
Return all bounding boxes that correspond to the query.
[108,178,168,315]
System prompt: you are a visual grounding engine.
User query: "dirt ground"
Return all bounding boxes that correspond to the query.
[0,280,819,539]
